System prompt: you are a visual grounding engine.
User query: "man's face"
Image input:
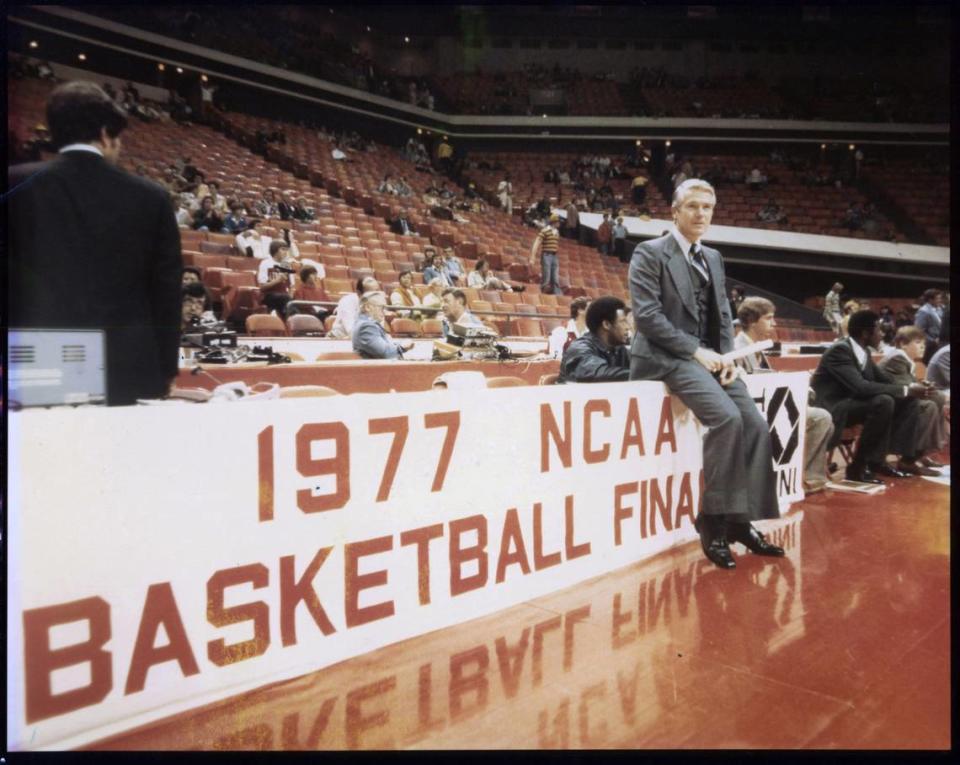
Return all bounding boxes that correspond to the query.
[442,293,463,321]
[181,296,205,326]
[182,271,200,286]
[607,309,631,346]
[753,312,777,341]
[903,337,926,361]
[273,246,289,262]
[867,323,884,349]
[400,273,412,288]
[673,189,715,242]
[365,297,387,322]
[933,293,945,308]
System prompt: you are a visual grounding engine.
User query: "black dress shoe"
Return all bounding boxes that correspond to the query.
[896,460,940,477]
[727,522,785,557]
[921,456,945,468]
[845,464,883,484]
[694,515,736,569]
[868,462,909,478]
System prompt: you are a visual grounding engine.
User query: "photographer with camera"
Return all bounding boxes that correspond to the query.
[256,238,301,317]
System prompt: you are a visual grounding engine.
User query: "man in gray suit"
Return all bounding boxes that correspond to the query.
[628,179,784,569]
[352,292,413,359]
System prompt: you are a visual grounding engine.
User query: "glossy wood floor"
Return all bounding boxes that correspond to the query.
[90,455,951,751]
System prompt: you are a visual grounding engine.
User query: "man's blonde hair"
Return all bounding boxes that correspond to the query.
[672,178,717,210]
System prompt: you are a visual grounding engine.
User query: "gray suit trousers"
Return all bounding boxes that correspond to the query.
[639,358,779,521]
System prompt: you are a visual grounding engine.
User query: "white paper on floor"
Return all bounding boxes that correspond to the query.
[923,465,950,486]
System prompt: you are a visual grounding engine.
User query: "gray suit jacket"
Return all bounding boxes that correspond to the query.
[628,233,734,379]
[352,315,403,359]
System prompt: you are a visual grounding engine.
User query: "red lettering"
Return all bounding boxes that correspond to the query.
[532,616,562,686]
[258,425,274,522]
[579,682,608,745]
[674,471,696,528]
[613,481,638,546]
[495,508,531,583]
[654,396,677,455]
[23,597,112,723]
[494,628,530,698]
[448,645,489,720]
[281,697,337,749]
[206,564,270,666]
[280,548,336,646]
[368,416,408,502]
[345,535,395,628]
[540,401,572,472]
[563,495,591,560]
[639,479,648,538]
[296,422,350,513]
[648,475,674,536]
[619,398,646,459]
[400,524,444,606]
[538,699,571,748]
[449,515,488,596]
[425,411,460,492]
[611,593,636,649]
[412,663,444,739]
[345,676,396,749]
[125,583,199,695]
[563,605,591,671]
[533,503,562,570]
[583,399,610,463]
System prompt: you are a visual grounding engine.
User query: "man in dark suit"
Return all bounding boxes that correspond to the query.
[629,179,783,569]
[8,81,182,406]
[811,310,933,483]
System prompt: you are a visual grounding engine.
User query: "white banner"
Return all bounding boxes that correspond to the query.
[7,373,807,750]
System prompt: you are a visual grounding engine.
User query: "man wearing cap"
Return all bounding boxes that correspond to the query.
[531,213,562,295]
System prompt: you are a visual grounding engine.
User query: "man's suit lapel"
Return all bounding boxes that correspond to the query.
[663,237,698,321]
[702,248,727,313]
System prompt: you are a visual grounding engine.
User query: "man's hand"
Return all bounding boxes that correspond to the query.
[907,382,931,398]
[400,341,415,353]
[693,347,725,373]
[717,365,739,386]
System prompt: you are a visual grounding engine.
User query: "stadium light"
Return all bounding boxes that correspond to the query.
[417,128,422,134]
[157,63,165,71]
[848,144,856,150]
[820,143,826,149]
[404,36,410,43]
[77,53,87,61]
[201,74,209,83]
[29,40,38,49]
[176,67,184,74]
[367,26,371,32]
[665,140,671,147]
[542,113,548,118]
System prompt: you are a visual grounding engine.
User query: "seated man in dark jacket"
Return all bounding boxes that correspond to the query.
[558,296,631,383]
[811,310,934,483]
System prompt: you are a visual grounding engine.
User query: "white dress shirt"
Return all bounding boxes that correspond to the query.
[670,227,709,282]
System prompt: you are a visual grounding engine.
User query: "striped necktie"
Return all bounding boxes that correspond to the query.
[690,243,709,282]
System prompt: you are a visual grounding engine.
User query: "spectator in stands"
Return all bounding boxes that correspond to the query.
[498,173,513,215]
[548,296,590,358]
[329,276,380,339]
[824,282,844,336]
[422,253,453,287]
[277,190,296,221]
[735,297,835,493]
[563,200,580,240]
[181,281,215,331]
[234,221,272,259]
[442,247,466,285]
[422,277,445,312]
[390,270,423,319]
[878,326,946,473]
[441,288,486,336]
[811,310,934,483]
[925,344,950,392]
[745,167,767,190]
[181,266,203,287]
[331,142,348,161]
[377,173,398,195]
[172,193,194,228]
[757,199,786,224]
[558,296,630,384]
[255,189,279,219]
[531,213,562,295]
[915,288,944,364]
[192,196,224,232]
[207,181,229,215]
[612,216,629,262]
[289,265,328,319]
[467,259,513,292]
[596,213,613,255]
[842,203,865,231]
[878,305,896,345]
[390,209,416,236]
[221,201,248,234]
[437,137,454,176]
[352,291,413,359]
[839,299,860,338]
[292,197,315,222]
[257,239,301,317]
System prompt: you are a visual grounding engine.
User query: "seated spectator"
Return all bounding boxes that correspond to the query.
[878,326,946,472]
[390,270,423,319]
[352,291,413,359]
[289,265,328,319]
[442,247,465,284]
[390,209,416,236]
[745,167,767,190]
[422,277,445,311]
[467,259,512,291]
[192,196,224,232]
[915,288,945,365]
[422,253,453,287]
[181,266,203,287]
[173,193,193,228]
[292,197,315,222]
[757,199,786,224]
[925,344,950,392]
[329,276,381,339]
[441,288,487,337]
[377,174,398,195]
[257,239,301,318]
[277,190,296,221]
[254,189,279,219]
[331,143,348,161]
[557,296,630,383]
[235,221,271,259]
[735,297,835,493]
[548,296,590,357]
[221,201,249,234]
[207,181,229,215]
[842,203,864,231]
[811,310,936,483]
[180,282,218,331]
[839,299,861,338]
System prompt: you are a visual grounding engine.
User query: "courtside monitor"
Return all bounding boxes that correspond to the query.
[9,329,106,407]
